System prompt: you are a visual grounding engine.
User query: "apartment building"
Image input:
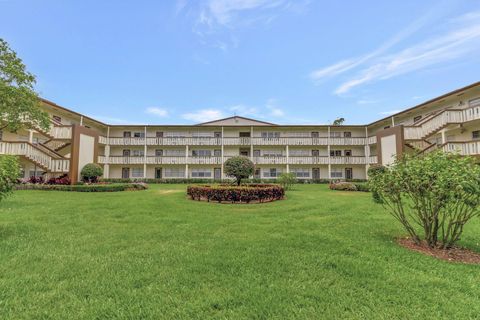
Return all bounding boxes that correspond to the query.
[1,82,480,182]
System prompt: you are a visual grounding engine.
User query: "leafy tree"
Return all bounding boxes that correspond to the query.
[0,155,20,202]
[332,117,345,125]
[0,38,50,132]
[278,172,297,190]
[80,163,103,183]
[368,151,480,249]
[224,156,254,186]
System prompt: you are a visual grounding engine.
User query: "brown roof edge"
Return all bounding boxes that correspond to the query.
[368,81,480,127]
[40,98,108,127]
[196,115,277,126]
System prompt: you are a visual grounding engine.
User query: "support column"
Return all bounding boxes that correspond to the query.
[221,126,224,179]
[250,126,254,161]
[105,127,110,178]
[286,145,289,173]
[328,126,331,179]
[441,130,446,144]
[364,126,370,179]
[28,130,34,143]
[80,116,84,126]
[143,126,147,178]
[391,116,395,127]
[185,145,189,179]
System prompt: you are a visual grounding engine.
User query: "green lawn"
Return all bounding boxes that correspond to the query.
[1,184,479,319]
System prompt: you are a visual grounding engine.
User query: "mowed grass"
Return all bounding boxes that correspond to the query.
[0,185,480,319]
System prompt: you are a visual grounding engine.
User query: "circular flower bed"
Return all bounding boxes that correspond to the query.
[187,184,285,204]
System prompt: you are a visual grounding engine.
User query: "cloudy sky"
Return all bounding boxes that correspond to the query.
[1,0,480,124]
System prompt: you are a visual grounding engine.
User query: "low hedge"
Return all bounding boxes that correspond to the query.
[329,182,370,192]
[15,183,148,192]
[100,178,367,184]
[187,184,285,203]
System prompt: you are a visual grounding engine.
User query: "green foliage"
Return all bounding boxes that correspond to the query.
[368,151,480,249]
[187,184,285,203]
[0,38,50,132]
[224,156,255,186]
[15,182,147,192]
[80,163,104,183]
[277,172,297,190]
[0,155,20,201]
[332,117,345,125]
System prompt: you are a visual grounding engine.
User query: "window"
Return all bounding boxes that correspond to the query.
[253,150,261,157]
[133,132,145,138]
[261,132,280,138]
[192,150,212,157]
[331,168,343,178]
[191,168,212,178]
[311,132,319,138]
[289,150,310,156]
[192,132,213,138]
[330,150,342,157]
[291,168,310,178]
[263,168,281,178]
[384,126,390,130]
[343,132,352,138]
[214,149,221,157]
[214,132,222,138]
[262,150,283,157]
[164,149,185,156]
[123,131,131,138]
[330,131,341,138]
[156,131,163,138]
[164,168,185,178]
[344,150,352,157]
[131,168,144,178]
[132,150,144,157]
[165,132,187,137]
[239,132,251,137]
[469,98,480,107]
[52,115,62,124]
[155,149,163,157]
[29,170,44,177]
[473,131,480,140]
[413,115,422,123]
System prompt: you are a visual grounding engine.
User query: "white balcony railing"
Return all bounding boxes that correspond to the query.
[49,126,72,140]
[0,142,69,172]
[99,136,370,146]
[442,141,480,156]
[330,156,366,165]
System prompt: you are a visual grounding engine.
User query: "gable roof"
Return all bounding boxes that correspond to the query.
[196,116,277,126]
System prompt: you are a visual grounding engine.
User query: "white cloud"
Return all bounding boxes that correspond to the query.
[146,107,168,117]
[182,109,225,122]
[266,98,285,117]
[310,4,450,83]
[229,104,259,117]
[379,110,402,116]
[334,20,480,94]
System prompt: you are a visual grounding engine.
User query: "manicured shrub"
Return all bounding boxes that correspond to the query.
[277,172,297,190]
[187,184,284,203]
[80,163,103,183]
[15,183,148,192]
[47,174,71,185]
[329,182,357,191]
[368,151,480,249]
[224,156,255,186]
[0,155,20,201]
[28,175,44,184]
[353,182,369,192]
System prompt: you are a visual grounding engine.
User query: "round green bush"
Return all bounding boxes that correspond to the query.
[224,156,255,186]
[80,163,103,183]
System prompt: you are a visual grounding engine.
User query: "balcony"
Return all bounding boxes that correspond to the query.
[288,156,329,165]
[99,136,370,146]
[442,141,480,155]
[330,156,367,165]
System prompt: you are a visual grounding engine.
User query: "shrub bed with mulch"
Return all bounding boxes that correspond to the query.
[329,181,369,192]
[187,184,285,204]
[15,183,148,192]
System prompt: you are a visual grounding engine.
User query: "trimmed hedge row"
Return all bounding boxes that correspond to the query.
[15,183,148,192]
[101,178,367,184]
[187,184,285,203]
[329,182,370,192]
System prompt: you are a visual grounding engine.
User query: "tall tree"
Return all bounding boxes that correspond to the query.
[332,117,345,125]
[0,38,50,132]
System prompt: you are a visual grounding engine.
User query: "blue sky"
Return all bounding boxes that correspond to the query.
[1,0,480,125]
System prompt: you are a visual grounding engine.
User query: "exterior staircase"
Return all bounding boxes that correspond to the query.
[0,141,70,173]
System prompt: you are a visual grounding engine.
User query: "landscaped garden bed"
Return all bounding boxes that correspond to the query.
[187,184,285,203]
